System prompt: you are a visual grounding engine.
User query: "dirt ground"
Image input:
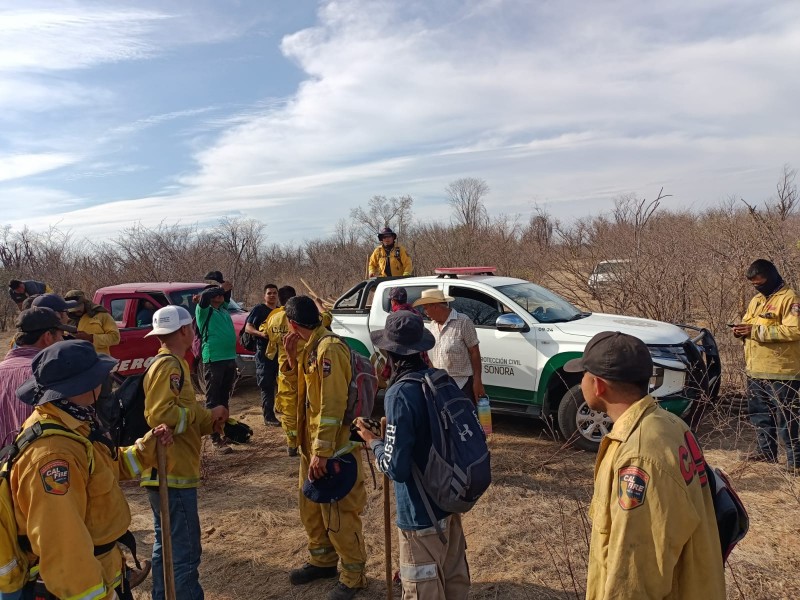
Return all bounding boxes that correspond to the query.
[120,382,800,600]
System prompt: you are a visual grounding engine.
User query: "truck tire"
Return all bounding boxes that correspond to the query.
[557,384,612,452]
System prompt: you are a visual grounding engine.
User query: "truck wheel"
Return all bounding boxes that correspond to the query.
[557,384,611,452]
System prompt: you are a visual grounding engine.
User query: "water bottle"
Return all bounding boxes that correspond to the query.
[477,395,492,436]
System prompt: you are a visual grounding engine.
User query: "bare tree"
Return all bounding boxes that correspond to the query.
[446,177,489,230]
[349,195,414,243]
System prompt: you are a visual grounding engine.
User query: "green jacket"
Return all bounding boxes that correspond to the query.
[195,291,236,363]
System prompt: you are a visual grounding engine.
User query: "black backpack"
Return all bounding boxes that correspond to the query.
[239,318,257,353]
[97,354,184,447]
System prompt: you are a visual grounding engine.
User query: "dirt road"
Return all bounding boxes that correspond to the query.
[122,382,800,599]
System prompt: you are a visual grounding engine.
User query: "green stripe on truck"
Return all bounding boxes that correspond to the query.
[342,337,371,357]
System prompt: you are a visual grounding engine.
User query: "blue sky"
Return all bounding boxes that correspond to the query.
[2,0,799,242]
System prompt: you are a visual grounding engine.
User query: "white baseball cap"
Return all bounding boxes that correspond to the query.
[145,305,194,337]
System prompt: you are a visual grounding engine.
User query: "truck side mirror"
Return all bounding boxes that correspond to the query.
[495,314,529,332]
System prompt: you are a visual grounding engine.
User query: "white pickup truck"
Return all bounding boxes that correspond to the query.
[330,268,721,451]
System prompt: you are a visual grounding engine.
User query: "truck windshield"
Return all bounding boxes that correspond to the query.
[496,282,584,323]
[169,288,245,314]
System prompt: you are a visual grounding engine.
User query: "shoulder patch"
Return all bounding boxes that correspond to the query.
[40,460,70,495]
[169,372,182,394]
[791,303,800,316]
[322,357,332,377]
[618,466,649,510]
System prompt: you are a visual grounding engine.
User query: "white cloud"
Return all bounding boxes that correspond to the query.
[4,0,800,243]
[0,152,79,182]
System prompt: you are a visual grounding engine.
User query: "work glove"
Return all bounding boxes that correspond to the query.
[223,419,253,444]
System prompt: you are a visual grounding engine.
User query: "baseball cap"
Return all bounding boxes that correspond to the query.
[32,293,78,312]
[145,305,193,337]
[388,287,407,304]
[563,331,653,382]
[16,307,77,334]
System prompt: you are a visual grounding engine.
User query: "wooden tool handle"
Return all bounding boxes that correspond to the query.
[157,443,177,600]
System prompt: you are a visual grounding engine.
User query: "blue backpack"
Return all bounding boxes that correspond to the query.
[401,369,491,543]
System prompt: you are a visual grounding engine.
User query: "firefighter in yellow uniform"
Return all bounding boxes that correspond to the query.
[262,287,332,456]
[141,305,228,600]
[564,332,725,600]
[367,227,413,278]
[735,259,800,470]
[64,290,121,355]
[11,340,172,600]
[283,296,366,600]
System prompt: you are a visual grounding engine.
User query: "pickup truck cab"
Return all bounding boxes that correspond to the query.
[92,282,255,379]
[331,268,720,451]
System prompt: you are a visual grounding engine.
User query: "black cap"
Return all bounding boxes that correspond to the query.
[388,287,407,303]
[302,454,358,503]
[204,285,225,298]
[32,293,78,312]
[564,331,653,382]
[16,340,117,406]
[204,270,224,284]
[285,295,320,329]
[378,227,396,240]
[370,310,435,356]
[15,307,77,334]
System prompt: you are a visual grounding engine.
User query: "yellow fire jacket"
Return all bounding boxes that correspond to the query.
[367,244,413,278]
[76,312,121,356]
[741,284,800,380]
[141,349,214,488]
[290,325,356,458]
[11,404,160,600]
[587,396,725,600]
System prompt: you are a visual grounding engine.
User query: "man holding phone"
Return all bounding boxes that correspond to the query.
[734,259,800,474]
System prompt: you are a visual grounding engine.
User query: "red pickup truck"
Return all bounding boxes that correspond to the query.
[92,282,255,379]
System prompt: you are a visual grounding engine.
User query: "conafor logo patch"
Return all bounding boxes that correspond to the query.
[40,460,70,495]
[618,466,649,510]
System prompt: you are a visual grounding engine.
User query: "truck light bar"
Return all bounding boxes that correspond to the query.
[434,267,497,276]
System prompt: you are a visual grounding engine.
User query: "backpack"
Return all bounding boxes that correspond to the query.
[310,334,378,422]
[0,421,94,593]
[706,464,749,562]
[400,369,492,543]
[239,306,264,353]
[97,354,184,447]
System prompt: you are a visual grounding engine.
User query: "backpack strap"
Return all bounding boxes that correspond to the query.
[1,420,95,475]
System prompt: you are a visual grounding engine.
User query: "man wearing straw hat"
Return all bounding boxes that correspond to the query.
[413,289,485,404]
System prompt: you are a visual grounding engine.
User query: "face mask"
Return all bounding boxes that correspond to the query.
[754,273,783,297]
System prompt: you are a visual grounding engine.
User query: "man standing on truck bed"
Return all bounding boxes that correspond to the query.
[413,289,485,403]
[565,331,725,600]
[367,227,413,278]
[735,259,800,473]
[196,282,237,454]
[283,295,367,600]
[245,283,280,426]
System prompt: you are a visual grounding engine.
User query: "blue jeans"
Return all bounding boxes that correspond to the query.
[747,378,800,467]
[147,487,204,600]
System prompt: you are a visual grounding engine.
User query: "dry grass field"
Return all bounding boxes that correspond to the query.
[122,383,800,600]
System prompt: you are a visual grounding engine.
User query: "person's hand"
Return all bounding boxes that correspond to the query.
[75,331,93,342]
[733,324,752,338]
[309,455,328,480]
[221,281,233,292]
[210,406,229,434]
[152,424,174,446]
[473,379,486,400]
[355,417,380,444]
[191,294,200,304]
[284,332,299,369]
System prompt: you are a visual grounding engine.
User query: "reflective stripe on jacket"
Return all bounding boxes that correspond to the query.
[292,325,354,458]
[11,404,159,600]
[587,396,725,600]
[141,349,214,488]
[742,285,800,380]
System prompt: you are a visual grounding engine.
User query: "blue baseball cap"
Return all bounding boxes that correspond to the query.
[302,454,358,503]
[32,293,79,312]
[16,340,117,406]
